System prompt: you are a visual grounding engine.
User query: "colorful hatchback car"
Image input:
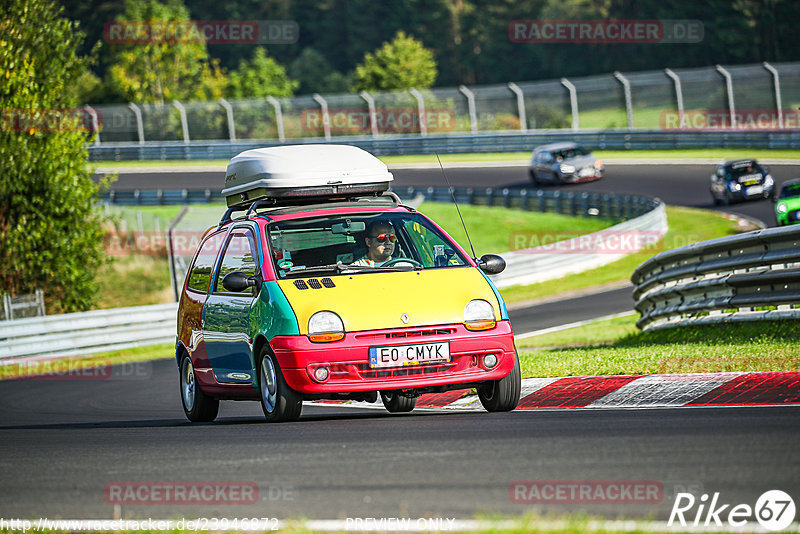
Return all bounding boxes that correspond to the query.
[176,145,521,422]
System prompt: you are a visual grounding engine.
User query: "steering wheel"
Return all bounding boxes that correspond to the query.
[382,257,423,268]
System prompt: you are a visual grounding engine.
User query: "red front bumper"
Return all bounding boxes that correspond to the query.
[270,321,515,394]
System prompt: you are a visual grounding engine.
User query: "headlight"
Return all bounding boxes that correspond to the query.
[560,164,576,174]
[729,182,742,192]
[464,299,496,331]
[594,160,603,169]
[308,311,344,342]
[777,203,788,214]
[764,175,774,187]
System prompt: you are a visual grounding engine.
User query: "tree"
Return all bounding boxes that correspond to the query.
[0,0,108,313]
[353,31,438,91]
[105,0,227,103]
[290,48,352,95]
[227,47,297,99]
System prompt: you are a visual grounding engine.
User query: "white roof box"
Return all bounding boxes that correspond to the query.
[222,144,393,207]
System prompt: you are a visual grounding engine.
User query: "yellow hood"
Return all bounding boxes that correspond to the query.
[278,267,500,334]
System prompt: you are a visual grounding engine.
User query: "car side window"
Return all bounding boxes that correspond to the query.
[214,230,258,295]
[186,232,224,294]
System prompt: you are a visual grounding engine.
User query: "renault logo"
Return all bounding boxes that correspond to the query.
[401,313,409,324]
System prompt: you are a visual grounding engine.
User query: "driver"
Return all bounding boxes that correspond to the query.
[351,220,397,267]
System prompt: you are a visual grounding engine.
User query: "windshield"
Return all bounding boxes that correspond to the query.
[726,161,763,178]
[267,212,469,278]
[553,147,588,161]
[780,183,800,199]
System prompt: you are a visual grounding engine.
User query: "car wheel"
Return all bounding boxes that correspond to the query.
[179,353,219,423]
[380,391,416,413]
[258,347,302,423]
[478,351,521,412]
[528,169,539,185]
[720,195,730,207]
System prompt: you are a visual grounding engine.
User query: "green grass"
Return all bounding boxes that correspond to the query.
[518,320,800,378]
[96,253,173,309]
[90,148,800,170]
[499,206,750,304]
[418,202,614,256]
[0,343,173,380]
[517,313,638,348]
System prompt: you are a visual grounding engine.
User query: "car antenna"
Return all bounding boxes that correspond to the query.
[436,153,477,261]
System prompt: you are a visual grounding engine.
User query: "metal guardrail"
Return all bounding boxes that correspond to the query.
[88,129,800,161]
[631,225,800,331]
[0,303,176,361]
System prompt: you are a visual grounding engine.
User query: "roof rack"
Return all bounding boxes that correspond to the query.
[216,191,405,228]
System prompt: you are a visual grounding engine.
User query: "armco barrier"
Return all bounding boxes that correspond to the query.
[0,303,177,361]
[631,225,800,331]
[88,129,800,162]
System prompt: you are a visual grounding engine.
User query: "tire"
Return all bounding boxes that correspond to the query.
[380,391,416,413]
[478,352,521,412]
[179,353,219,423]
[720,195,730,207]
[258,347,302,423]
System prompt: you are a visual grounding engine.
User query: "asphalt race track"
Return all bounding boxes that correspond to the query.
[1,361,799,520]
[98,161,800,227]
[1,160,794,521]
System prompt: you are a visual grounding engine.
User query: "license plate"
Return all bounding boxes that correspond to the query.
[369,342,450,369]
[578,167,594,177]
[746,185,763,196]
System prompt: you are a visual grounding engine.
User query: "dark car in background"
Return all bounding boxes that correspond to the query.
[528,142,604,185]
[710,159,775,206]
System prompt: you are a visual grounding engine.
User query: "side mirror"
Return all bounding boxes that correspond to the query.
[222,271,260,293]
[478,254,506,275]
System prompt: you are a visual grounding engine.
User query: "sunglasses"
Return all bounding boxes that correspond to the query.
[370,233,397,243]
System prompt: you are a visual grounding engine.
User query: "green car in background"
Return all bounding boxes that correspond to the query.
[775,178,800,226]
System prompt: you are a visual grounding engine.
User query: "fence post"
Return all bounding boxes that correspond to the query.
[35,288,45,316]
[172,100,190,143]
[561,78,579,131]
[409,88,428,136]
[613,71,634,129]
[508,82,527,132]
[664,68,686,128]
[459,85,478,134]
[312,94,331,140]
[83,105,100,145]
[127,103,145,144]
[763,62,784,129]
[219,98,236,141]
[359,90,379,138]
[266,96,285,142]
[715,65,737,129]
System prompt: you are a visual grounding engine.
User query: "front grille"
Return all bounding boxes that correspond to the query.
[356,327,456,341]
[357,362,455,379]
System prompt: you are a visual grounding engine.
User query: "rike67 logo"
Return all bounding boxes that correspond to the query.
[669,490,795,531]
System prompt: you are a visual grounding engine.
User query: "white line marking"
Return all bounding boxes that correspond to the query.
[514,311,635,341]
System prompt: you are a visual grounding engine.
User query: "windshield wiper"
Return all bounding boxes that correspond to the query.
[283,264,355,276]
[346,264,422,273]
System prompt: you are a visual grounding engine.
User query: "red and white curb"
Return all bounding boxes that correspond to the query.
[310,371,800,410]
